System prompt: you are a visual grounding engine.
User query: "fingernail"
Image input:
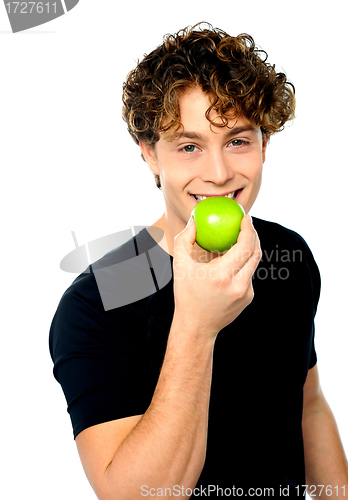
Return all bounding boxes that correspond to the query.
[249,215,254,226]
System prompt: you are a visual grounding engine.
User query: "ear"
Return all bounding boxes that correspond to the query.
[139,141,160,175]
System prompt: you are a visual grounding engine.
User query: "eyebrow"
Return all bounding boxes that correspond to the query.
[175,126,258,142]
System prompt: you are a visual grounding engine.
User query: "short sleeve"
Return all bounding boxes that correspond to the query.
[49,282,155,439]
[296,232,321,370]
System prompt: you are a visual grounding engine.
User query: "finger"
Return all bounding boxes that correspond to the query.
[220,215,256,272]
[173,217,196,257]
[254,230,262,262]
[232,231,262,285]
[236,214,255,248]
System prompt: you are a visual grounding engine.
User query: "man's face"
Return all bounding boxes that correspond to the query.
[141,86,267,240]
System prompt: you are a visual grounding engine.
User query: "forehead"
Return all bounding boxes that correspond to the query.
[163,85,257,141]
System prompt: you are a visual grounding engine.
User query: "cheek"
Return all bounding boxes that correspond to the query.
[246,162,263,200]
[248,160,263,183]
[255,167,263,183]
[158,167,173,190]
[157,168,183,201]
[160,162,192,189]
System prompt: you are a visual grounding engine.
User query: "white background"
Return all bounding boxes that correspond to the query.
[1,1,347,499]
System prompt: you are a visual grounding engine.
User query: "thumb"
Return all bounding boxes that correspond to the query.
[183,216,197,245]
[174,216,196,252]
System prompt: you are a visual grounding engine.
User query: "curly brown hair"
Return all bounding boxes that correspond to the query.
[122,22,296,189]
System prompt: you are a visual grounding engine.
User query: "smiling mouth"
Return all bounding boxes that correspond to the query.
[191,190,242,202]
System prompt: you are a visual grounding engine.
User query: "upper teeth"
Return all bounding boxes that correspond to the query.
[194,192,236,201]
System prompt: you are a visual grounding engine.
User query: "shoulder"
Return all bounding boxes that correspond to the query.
[49,228,172,360]
[54,226,171,312]
[252,216,321,302]
[252,216,310,248]
[252,217,318,264]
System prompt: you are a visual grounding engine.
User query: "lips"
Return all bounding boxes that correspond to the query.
[190,189,243,204]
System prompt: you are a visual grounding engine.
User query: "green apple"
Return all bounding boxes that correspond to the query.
[191,196,245,253]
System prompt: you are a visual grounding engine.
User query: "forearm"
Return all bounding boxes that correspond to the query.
[302,393,348,499]
[102,317,216,500]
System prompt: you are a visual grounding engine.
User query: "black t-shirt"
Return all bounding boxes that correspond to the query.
[49,217,320,497]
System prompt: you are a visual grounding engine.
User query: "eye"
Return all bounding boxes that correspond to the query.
[182,144,198,153]
[229,139,245,147]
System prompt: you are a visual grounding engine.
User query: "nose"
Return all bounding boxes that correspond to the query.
[201,151,234,186]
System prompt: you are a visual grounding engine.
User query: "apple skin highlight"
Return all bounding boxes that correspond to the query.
[191,196,245,253]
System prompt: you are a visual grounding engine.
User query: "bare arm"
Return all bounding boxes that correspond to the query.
[303,364,348,499]
[76,215,262,500]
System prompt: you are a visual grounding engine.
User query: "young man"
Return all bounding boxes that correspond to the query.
[49,23,348,499]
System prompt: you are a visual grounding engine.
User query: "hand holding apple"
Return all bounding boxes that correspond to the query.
[173,208,260,337]
[191,196,245,253]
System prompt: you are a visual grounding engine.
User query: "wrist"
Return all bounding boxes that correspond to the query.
[170,311,218,350]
